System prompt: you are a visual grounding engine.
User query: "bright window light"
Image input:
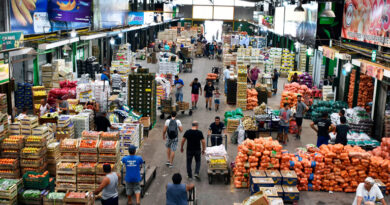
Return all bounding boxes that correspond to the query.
[193,0,213,5]
[193,6,213,19]
[213,6,234,20]
[172,0,192,5]
[214,0,234,6]
[235,0,255,7]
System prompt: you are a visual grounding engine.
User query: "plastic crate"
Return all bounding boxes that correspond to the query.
[22,171,49,190]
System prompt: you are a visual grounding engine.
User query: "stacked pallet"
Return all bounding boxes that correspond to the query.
[9,123,20,136]
[237,66,247,111]
[0,179,19,204]
[1,135,24,159]
[20,135,47,175]
[78,138,98,191]
[56,116,74,140]
[41,63,60,92]
[57,139,79,191]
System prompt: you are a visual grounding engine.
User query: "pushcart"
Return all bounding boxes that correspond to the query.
[160,98,192,119]
[121,161,157,198]
[212,67,221,83]
[188,187,198,205]
[206,134,230,185]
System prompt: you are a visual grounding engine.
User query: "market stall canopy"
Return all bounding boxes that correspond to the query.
[37,37,79,50]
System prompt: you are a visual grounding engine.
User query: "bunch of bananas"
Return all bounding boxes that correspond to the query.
[210,159,226,165]
[11,0,36,26]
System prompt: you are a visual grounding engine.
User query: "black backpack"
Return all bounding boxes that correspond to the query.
[167,119,178,139]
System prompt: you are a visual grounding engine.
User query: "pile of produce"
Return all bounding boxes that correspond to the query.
[370,138,390,159]
[101,132,119,141]
[345,107,373,136]
[246,89,258,110]
[357,74,374,112]
[280,83,312,108]
[81,131,100,140]
[298,72,313,88]
[206,73,218,80]
[254,103,267,115]
[79,140,98,149]
[241,116,257,131]
[0,179,18,191]
[309,100,348,122]
[233,139,390,194]
[22,190,41,200]
[224,108,244,125]
[348,70,356,108]
[47,192,65,200]
[60,139,79,151]
[233,138,283,188]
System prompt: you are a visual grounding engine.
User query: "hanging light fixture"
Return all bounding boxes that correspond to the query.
[294,42,301,49]
[307,47,313,56]
[110,37,115,45]
[118,32,123,38]
[320,2,335,18]
[294,0,304,12]
[343,61,353,73]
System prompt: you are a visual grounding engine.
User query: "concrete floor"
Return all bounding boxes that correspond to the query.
[108,57,389,205]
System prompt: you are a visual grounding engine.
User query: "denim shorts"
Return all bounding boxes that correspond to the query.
[214,99,220,104]
[125,182,141,196]
[278,126,289,134]
[166,138,178,151]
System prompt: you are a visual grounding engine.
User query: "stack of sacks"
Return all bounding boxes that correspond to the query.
[280,83,312,108]
[298,72,313,88]
[246,89,258,110]
[47,81,77,105]
[370,138,390,159]
[348,70,356,108]
[357,74,374,112]
[233,138,283,188]
[311,87,322,98]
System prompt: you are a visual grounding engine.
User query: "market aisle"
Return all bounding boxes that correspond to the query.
[117,58,361,204]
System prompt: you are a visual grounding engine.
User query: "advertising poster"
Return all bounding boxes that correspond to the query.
[0,64,9,84]
[49,0,92,23]
[342,0,390,47]
[0,32,24,52]
[94,0,128,29]
[128,12,144,25]
[10,0,51,35]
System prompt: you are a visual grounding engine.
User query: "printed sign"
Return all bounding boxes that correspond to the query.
[360,60,385,81]
[0,32,24,52]
[322,46,336,60]
[342,0,390,47]
[49,0,92,23]
[0,64,9,84]
[128,12,144,25]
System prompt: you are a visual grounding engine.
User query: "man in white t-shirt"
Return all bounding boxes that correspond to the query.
[162,112,183,168]
[353,177,387,205]
[223,66,231,94]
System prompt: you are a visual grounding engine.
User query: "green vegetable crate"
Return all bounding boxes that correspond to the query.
[23,171,49,190]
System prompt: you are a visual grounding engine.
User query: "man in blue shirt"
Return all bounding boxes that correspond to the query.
[122,145,143,205]
[174,75,184,102]
[101,70,110,81]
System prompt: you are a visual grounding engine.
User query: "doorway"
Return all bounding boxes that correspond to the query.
[204,21,223,42]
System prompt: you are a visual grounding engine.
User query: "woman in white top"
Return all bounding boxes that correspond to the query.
[353,177,387,205]
[39,99,50,116]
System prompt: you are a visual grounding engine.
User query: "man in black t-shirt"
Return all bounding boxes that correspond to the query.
[208,116,226,146]
[310,112,335,147]
[335,116,349,145]
[190,78,202,109]
[95,112,118,132]
[180,121,205,180]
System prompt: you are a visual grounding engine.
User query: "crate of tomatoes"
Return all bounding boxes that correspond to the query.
[79,140,98,153]
[0,158,18,169]
[1,136,24,149]
[64,191,94,204]
[77,162,96,173]
[100,132,119,141]
[60,139,79,152]
[98,141,119,154]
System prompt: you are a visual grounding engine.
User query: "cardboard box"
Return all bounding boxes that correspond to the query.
[281,170,298,186]
[242,192,269,205]
[260,187,278,198]
[268,197,284,205]
[251,178,274,194]
[250,170,266,183]
[282,185,299,202]
[265,170,282,185]
[274,185,284,198]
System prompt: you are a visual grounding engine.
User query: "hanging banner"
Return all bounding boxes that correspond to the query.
[0,32,24,52]
[0,64,9,84]
[128,12,144,25]
[360,60,385,81]
[49,0,92,23]
[342,0,390,47]
[322,46,336,60]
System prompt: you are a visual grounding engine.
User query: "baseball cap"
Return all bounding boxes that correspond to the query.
[128,145,137,152]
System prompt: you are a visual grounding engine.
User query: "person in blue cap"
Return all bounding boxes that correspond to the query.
[122,145,144,205]
[101,70,110,82]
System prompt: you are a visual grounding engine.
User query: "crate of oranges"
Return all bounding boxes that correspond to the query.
[0,158,18,169]
[79,140,98,153]
[25,136,46,147]
[1,136,25,149]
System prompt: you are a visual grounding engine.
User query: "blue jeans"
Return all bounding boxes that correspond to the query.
[317,136,329,147]
[224,80,228,94]
[175,92,183,102]
[187,150,201,178]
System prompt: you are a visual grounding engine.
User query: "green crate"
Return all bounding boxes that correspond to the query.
[22,171,49,190]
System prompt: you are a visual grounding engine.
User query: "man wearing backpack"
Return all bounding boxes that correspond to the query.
[163,112,183,168]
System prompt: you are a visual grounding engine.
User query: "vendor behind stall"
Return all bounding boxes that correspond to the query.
[15,108,28,121]
[95,112,118,132]
[84,98,99,112]
[57,97,69,115]
[39,99,50,117]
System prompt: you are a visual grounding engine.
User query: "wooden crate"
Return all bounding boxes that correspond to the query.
[43,197,64,205]
[55,183,76,192]
[60,152,79,162]
[57,162,78,174]
[77,174,95,183]
[64,191,93,204]
[20,147,46,159]
[20,158,44,168]
[0,197,17,205]
[56,174,76,183]
[0,184,17,200]
[79,153,98,162]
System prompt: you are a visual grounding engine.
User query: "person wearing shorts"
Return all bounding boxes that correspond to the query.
[190,78,202,109]
[122,145,143,205]
[278,103,292,145]
[163,112,183,168]
[213,87,221,112]
[295,95,308,139]
[204,81,215,111]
